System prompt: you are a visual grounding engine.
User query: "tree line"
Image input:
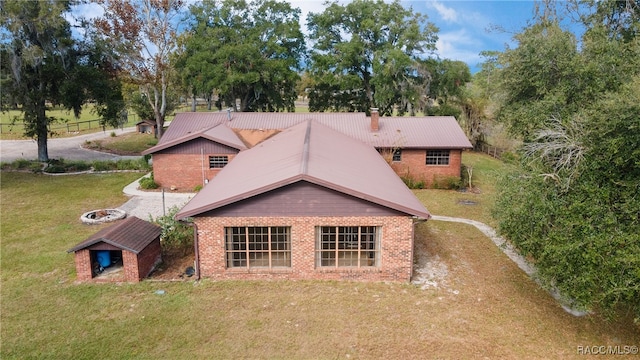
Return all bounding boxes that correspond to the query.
[1,0,472,161]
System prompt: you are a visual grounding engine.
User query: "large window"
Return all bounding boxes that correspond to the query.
[426,150,450,165]
[225,227,291,268]
[316,226,380,268]
[209,155,229,168]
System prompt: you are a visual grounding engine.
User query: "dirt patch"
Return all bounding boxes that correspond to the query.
[150,249,195,280]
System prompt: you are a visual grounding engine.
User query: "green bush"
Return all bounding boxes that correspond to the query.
[139,173,159,189]
[431,175,462,190]
[193,184,203,192]
[151,205,194,255]
[43,159,90,173]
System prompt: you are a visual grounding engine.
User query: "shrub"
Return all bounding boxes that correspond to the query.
[139,173,159,189]
[151,205,194,255]
[431,175,462,190]
[110,131,117,137]
[193,184,203,192]
[91,160,116,171]
[43,159,90,173]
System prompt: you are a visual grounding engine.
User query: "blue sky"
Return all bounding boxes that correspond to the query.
[73,0,544,73]
[291,0,541,73]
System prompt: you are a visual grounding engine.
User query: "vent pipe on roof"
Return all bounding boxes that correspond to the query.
[227,108,232,121]
[370,108,379,132]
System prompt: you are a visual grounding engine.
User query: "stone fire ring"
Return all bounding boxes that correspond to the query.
[80,209,127,225]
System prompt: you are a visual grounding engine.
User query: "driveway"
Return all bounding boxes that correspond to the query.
[0,127,137,162]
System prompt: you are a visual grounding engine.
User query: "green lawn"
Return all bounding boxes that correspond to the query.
[1,155,638,359]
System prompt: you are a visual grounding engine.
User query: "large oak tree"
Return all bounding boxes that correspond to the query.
[306,0,438,115]
[177,0,305,112]
[1,0,124,161]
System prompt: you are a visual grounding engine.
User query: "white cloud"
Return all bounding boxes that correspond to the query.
[435,29,482,65]
[425,1,458,22]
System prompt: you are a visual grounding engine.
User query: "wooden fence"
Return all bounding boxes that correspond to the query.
[0,116,139,134]
[476,142,506,160]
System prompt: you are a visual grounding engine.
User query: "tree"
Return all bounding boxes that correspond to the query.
[306,0,438,115]
[492,1,640,320]
[1,0,125,161]
[422,59,471,117]
[94,0,184,138]
[178,0,305,112]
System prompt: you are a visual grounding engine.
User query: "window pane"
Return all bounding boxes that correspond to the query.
[316,226,379,268]
[225,226,291,268]
[426,150,450,165]
[209,155,229,168]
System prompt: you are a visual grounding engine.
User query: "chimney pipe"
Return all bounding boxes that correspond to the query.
[370,108,379,132]
[227,108,232,121]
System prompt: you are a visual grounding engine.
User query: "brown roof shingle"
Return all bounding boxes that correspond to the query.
[68,216,162,254]
[175,120,431,220]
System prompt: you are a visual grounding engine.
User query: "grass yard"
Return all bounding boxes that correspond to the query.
[84,132,158,155]
[1,154,638,359]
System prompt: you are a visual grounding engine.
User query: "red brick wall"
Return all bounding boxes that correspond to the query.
[152,153,236,190]
[122,251,140,282]
[389,149,462,187]
[193,215,415,282]
[74,250,93,282]
[136,239,162,280]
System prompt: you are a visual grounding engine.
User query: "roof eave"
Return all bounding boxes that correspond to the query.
[175,175,305,220]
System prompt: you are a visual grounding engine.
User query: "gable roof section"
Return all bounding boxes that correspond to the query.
[67,216,161,254]
[175,120,431,220]
[227,112,472,149]
[142,121,246,155]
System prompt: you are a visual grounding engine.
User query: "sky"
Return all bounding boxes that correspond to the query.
[73,0,545,73]
[289,0,542,73]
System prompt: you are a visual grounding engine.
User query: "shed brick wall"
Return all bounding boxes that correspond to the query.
[74,249,93,282]
[152,153,236,190]
[136,239,162,280]
[194,215,415,282]
[122,251,140,282]
[388,149,463,187]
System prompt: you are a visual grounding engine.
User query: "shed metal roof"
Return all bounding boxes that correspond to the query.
[175,120,431,220]
[68,216,162,254]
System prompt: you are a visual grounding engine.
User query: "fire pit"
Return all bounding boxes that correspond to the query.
[80,209,127,224]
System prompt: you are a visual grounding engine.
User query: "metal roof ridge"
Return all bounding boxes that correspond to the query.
[300,120,312,175]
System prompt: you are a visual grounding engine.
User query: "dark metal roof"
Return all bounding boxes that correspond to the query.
[175,120,431,220]
[68,216,161,254]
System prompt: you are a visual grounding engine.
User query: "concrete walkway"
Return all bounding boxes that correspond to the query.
[118,173,195,220]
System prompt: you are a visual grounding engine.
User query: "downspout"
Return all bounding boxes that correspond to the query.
[179,220,201,280]
[201,147,205,187]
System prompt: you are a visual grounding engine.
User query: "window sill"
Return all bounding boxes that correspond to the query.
[225,267,293,274]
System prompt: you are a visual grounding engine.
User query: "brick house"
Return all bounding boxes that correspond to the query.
[68,217,162,283]
[142,110,472,189]
[175,120,431,282]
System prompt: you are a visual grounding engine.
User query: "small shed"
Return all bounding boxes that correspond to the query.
[136,120,157,134]
[68,216,162,283]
